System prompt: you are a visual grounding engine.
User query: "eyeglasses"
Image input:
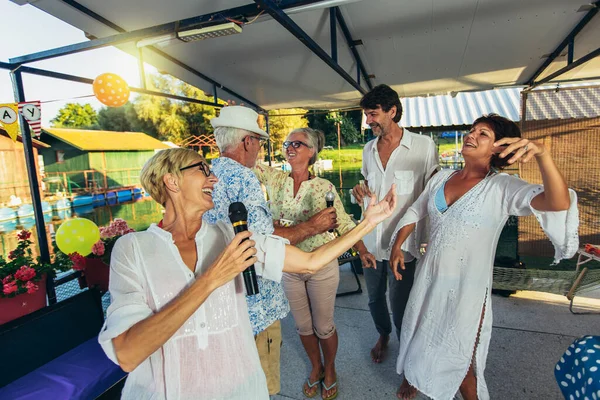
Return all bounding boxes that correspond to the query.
[283,140,311,150]
[179,160,212,177]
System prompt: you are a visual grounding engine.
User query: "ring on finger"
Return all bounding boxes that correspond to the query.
[523,144,529,152]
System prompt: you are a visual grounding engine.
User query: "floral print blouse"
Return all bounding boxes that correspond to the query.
[254,164,356,253]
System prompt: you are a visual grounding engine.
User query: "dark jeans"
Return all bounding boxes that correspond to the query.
[363,259,416,341]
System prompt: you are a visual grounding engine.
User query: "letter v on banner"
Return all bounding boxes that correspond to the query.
[0,103,20,142]
[18,101,42,137]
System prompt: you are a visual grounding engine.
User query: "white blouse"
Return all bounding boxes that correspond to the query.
[99,222,288,400]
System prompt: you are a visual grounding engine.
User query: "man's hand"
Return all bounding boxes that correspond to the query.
[359,250,377,269]
[307,207,338,235]
[354,241,376,269]
[352,180,372,204]
[389,244,405,281]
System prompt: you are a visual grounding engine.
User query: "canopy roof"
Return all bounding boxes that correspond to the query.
[10,0,600,110]
[42,128,170,151]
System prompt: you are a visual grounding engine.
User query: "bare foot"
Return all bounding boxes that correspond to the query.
[370,335,389,363]
[397,378,417,399]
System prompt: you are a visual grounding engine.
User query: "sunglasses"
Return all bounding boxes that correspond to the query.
[283,140,311,150]
[179,160,212,177]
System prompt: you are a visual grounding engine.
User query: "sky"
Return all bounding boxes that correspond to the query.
[0,1,155,126]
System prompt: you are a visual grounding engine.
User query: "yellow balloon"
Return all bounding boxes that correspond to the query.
[55,218,100,256]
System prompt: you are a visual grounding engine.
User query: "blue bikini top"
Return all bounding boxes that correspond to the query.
[434,180,449,213]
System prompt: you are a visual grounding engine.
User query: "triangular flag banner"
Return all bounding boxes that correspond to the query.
[18,101,42,137]
[0,103,20,142]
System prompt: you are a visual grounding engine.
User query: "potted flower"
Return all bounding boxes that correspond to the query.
[71,218,135,292]
[0,230,52,324]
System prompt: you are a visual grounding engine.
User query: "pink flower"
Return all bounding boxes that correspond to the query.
[92,240,105,256]
[3,281,17,295]
[14,266,36,282]
[7,251,16,260]
[2,275,14,285]
[25,281,39,294]
[69,252,86,271]
[17,230,32,241]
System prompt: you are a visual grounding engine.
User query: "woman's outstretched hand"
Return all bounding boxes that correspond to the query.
[494,137,546,164]
[363,184,397,226]
[389,245,405,281]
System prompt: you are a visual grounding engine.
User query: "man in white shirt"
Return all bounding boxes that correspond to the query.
[352,84,438,364]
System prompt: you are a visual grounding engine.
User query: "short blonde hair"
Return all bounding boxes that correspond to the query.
[140,148,201,206]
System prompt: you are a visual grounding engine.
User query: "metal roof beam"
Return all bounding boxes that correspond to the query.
[0,61,15,70]
[526,1,600,85]
[531,46,600,87]
[334,7,373,91]
[254,0,366,94]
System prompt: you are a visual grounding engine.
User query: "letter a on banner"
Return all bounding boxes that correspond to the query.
[18,101,42,137]
[0,103,20,142]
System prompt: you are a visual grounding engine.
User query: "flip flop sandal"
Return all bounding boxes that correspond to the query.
[321,375,338,400]
[303,373,324,398]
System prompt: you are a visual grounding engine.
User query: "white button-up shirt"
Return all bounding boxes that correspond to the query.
[99,222,288,400]
[358,129,438,261]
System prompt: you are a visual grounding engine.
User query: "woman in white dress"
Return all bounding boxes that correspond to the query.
[98,148,397,400]
[389,114,578,400]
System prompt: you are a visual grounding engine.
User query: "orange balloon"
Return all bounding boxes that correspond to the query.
[93,73,130,107]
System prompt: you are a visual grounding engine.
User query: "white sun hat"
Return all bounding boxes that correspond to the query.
[210,106,269,138]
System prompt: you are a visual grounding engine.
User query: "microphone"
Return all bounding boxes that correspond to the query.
[228,202,259,296]
[325,191,335,233]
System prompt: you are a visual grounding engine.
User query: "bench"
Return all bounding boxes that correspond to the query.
[0,289,127,399]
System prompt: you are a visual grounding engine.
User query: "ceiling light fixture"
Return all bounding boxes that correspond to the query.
[177,22,242,42]
[136,22,242,48]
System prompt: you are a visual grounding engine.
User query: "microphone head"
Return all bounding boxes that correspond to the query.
[228,202,248,223]
[325,191,336,202]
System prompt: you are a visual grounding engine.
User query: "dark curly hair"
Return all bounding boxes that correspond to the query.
[471,114,521,170]
[360,84,403,123]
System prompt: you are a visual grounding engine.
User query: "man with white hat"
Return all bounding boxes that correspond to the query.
[204,106,336,395]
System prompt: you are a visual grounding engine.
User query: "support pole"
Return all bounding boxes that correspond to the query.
[266,114,272,166]
[10,70,56,304]
[568,38,575,65]
[330,8,337,64]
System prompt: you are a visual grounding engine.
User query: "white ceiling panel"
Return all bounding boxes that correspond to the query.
[13,0,600,109]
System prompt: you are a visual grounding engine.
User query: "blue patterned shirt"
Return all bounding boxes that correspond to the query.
[204,157,290,335]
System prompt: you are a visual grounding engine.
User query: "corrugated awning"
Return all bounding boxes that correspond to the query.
[400,88,522,129]
[42,128,170,151]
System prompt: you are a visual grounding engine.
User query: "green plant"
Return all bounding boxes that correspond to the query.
[0,231,53,298]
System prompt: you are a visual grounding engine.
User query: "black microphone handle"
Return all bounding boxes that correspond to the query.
[232,224,260,296]
[326,200,334,233]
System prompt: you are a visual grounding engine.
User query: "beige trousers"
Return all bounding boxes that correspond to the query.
[282,259,340,339]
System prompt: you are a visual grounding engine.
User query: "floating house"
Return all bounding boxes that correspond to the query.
[38,128,170,194]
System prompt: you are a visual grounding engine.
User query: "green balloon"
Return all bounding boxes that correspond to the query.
[55,218,100,256]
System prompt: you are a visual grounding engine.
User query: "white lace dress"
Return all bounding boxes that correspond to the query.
[391,169,579,400]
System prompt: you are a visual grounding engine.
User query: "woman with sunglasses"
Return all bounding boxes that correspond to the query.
[255,128,375,400]
[98,148,396,400]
